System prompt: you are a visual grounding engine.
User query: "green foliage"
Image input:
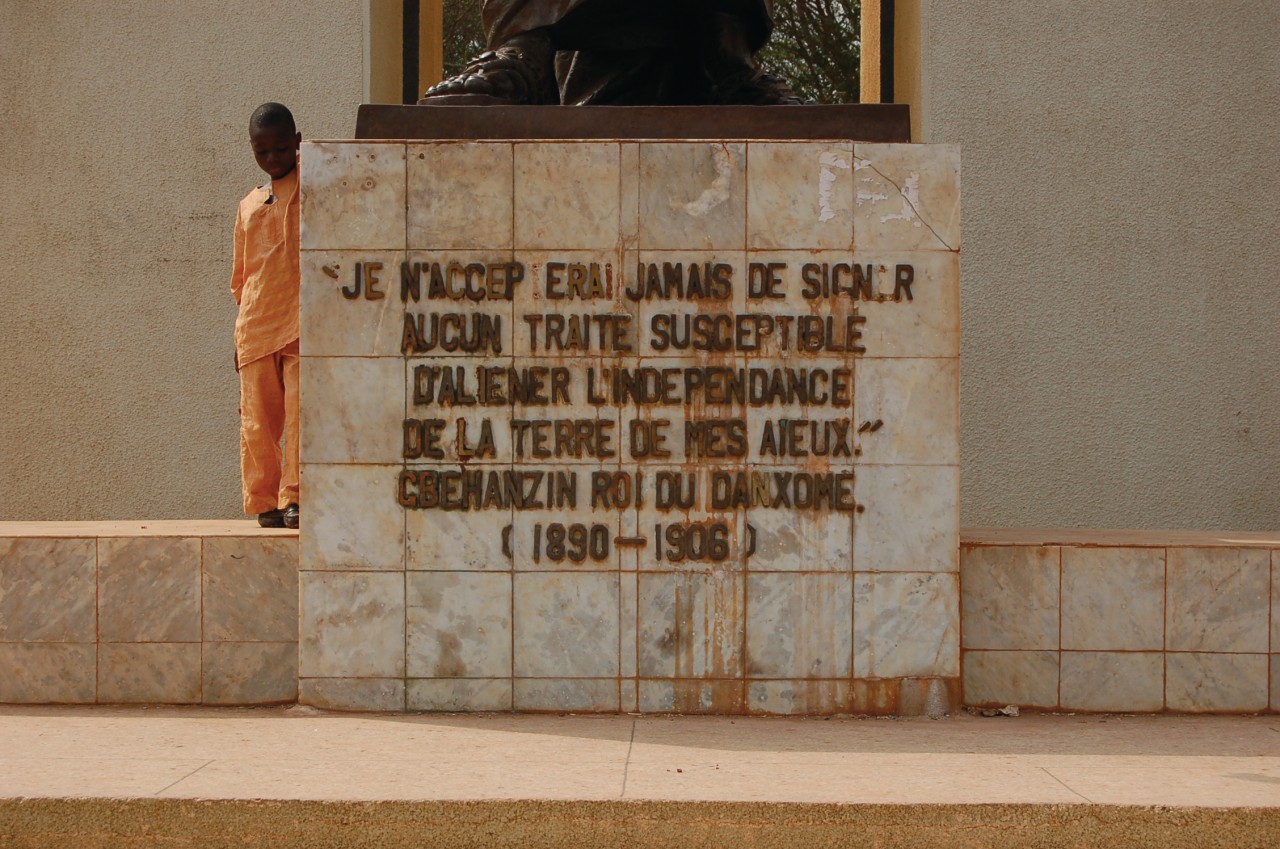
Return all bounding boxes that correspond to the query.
[759,0,861,104]
[440,0,861,104]
[442,0,486,79]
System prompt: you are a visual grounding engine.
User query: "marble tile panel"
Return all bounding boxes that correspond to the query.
[854,464,959,572]
[403,403,516,466]
[1061,547,1164,651]
[513,678,620,712]
[301,357,404,464]
[405,356,515,450]
[514,143,620,250]
[299,464,405,571]
[1166,652,1269,713]
[733,253,878,364]
[408,142,514,250]
[98,643,201,704]
[895,677,961,717]
[1059,651,1164,713]
[405,500,511,571]
[512,251,631,355]
[1274,552,1280,651]
[746,573,852,679]
[620,678,638,712]
[744,407,859,467]
[855,252,961,359]
[513,572,619,678]
[1166,548,1269,653]
[298,571,405,678]
[299,677,405,711]
[639,143,746,251]
[853,143,960,252]
[401,251,518,357]
[630,251,748,362]
[746,680,856,716]
[619,144,640,251]
[406,572,511,678]
[1273,654,1280,712]
[0,643,96,703]
[637,570,744,679]
[510,468,634,571]
[98,537,200,643]
[300,142,406,250]
[853,572,959,678]
[855,357,959,465]
[408,678,513,711]
[201,642,297,705]
[300,251,407,357]
[501,351,609,420]
[635,469,748,571]
[747,494,855,573]
[962,650,1059,708]
[961,546,1060,650]
[620,572,637,677]
[747,142,854,251]
[638,679,745,713]
[629,403,748,468]
[0,538,96,642]
[202,537,297,643]
[506,378,623,468]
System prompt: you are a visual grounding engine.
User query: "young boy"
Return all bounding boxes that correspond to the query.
[230,102,302,528]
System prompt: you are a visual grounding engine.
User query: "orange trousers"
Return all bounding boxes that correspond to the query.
[239,339,300,514]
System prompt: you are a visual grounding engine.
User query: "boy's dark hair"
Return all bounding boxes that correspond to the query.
[250,102,295,134]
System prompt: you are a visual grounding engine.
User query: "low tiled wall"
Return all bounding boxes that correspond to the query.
[0,522,297,705]
[961,529,1280,713]
[3,523,1278,712]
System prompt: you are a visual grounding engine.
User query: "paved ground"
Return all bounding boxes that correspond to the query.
[2,707,1279,847]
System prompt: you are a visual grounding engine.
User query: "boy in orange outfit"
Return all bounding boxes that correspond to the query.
[230,102,302,529]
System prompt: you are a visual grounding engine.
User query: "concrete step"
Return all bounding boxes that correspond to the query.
[1,707,1278,848]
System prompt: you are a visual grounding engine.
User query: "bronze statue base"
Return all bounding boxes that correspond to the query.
[355,104,910,143]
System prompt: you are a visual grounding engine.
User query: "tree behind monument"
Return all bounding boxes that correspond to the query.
[440,0,861,104]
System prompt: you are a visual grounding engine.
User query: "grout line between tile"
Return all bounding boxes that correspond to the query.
[94,536,101,704]
[198,538,205,705]
[1163,547,1169,710]
[1056,545,1063,709]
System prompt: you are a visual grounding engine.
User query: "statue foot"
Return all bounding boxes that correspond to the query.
[420,33,558,105]
[711,68,806,105]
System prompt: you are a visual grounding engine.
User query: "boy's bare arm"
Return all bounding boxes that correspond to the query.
[230,207,247,305]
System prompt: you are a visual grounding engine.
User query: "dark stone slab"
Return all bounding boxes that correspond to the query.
[356,104,910,142]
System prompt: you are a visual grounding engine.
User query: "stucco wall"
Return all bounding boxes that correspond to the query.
[921,1,1280,529]
[3,3,1278,530]
[0,1,364,519]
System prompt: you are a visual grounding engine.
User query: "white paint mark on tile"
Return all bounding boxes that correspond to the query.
[672,144,734,217]
[880,172,924,228]
[817,151,850,223]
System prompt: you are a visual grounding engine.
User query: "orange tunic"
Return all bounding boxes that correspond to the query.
[230,168,300,367]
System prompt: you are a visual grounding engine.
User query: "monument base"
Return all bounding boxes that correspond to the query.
[296,128,963,714]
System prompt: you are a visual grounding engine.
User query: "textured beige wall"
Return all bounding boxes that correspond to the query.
[4,3,1278,530]
[0,1,363,520]
[920,1,1280,530]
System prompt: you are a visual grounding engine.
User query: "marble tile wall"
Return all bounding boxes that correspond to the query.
[3,529,1275,712]
[962,544,1280,713]
[298,138,961,715]
[0,533,297,705]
